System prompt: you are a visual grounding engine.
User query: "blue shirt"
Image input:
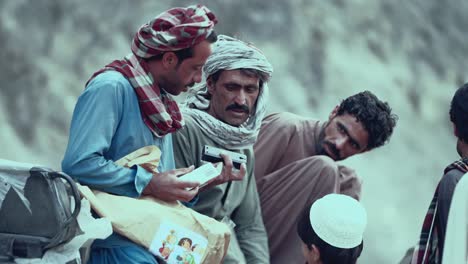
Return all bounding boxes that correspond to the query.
[62,71,179,260]
[62,71,175,197]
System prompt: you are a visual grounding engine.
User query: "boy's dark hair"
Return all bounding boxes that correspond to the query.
[147,30,218,63]
[296,207,363,264]
[450,83,468,143]
[336,91,398,150]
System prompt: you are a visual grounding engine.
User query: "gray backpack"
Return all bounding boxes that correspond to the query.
[0,159,81,261]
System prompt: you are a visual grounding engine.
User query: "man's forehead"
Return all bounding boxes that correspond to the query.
[218,69,260,83]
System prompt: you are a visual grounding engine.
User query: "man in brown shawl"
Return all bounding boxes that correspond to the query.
[254,91,398,264]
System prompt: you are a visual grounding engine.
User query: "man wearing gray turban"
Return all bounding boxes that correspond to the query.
[173,35,273,263]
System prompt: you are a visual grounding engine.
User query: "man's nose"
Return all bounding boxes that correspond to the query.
[234,90,247,105]
[193,70,202,83]
[335,136,347,149]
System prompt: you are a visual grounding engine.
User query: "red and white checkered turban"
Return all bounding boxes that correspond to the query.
[131,4,217,58]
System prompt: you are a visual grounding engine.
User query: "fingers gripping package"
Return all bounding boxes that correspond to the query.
[77,146,231,264]
[201,145,247,170]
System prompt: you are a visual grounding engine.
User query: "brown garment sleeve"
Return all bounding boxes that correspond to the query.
[337,165,362,200]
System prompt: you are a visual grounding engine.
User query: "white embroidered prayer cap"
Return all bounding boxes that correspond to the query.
[309,194,367,249]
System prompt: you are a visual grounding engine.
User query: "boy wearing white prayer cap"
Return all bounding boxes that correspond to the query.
[296,194,367,264]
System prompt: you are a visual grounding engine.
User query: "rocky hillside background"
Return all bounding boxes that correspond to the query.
[1,0,467,263]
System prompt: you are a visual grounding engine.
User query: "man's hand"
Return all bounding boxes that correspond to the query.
[142,166,200,202]
[201,153,246,190]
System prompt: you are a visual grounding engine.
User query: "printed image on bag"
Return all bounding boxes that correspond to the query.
[77,146,231,264]
[150,221,208,264]
[78,185,230,264]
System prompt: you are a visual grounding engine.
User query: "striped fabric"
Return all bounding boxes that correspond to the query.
[131,4,217,58]
[413,158,468,264]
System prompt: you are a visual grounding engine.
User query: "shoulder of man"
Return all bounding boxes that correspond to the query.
[440,169,466,190]
[260,112,319,136]
[263,112,318,127]
[173,112,208,149]
[263,112,308,124]
[179,112,199,132]
[85,70,132,93]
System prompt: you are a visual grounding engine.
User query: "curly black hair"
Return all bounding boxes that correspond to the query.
[336,91,398,150]
[450,83,468,143]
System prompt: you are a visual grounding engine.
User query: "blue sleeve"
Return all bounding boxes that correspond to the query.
[61,76,152,197]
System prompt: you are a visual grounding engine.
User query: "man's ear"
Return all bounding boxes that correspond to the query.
[453,123,459,138]
[162,52,178,69]
[310,244,321,263]
[329,106,339,120]
[207,77,215,94]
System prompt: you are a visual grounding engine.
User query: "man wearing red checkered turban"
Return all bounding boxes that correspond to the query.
[62,5,217,264]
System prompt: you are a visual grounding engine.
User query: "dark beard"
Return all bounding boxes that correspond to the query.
[316,124,327,155]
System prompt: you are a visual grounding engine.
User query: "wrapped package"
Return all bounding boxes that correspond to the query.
[78,146,231,264]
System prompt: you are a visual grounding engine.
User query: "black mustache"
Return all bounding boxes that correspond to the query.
[325,141,340,158]
[226,103,249,113]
